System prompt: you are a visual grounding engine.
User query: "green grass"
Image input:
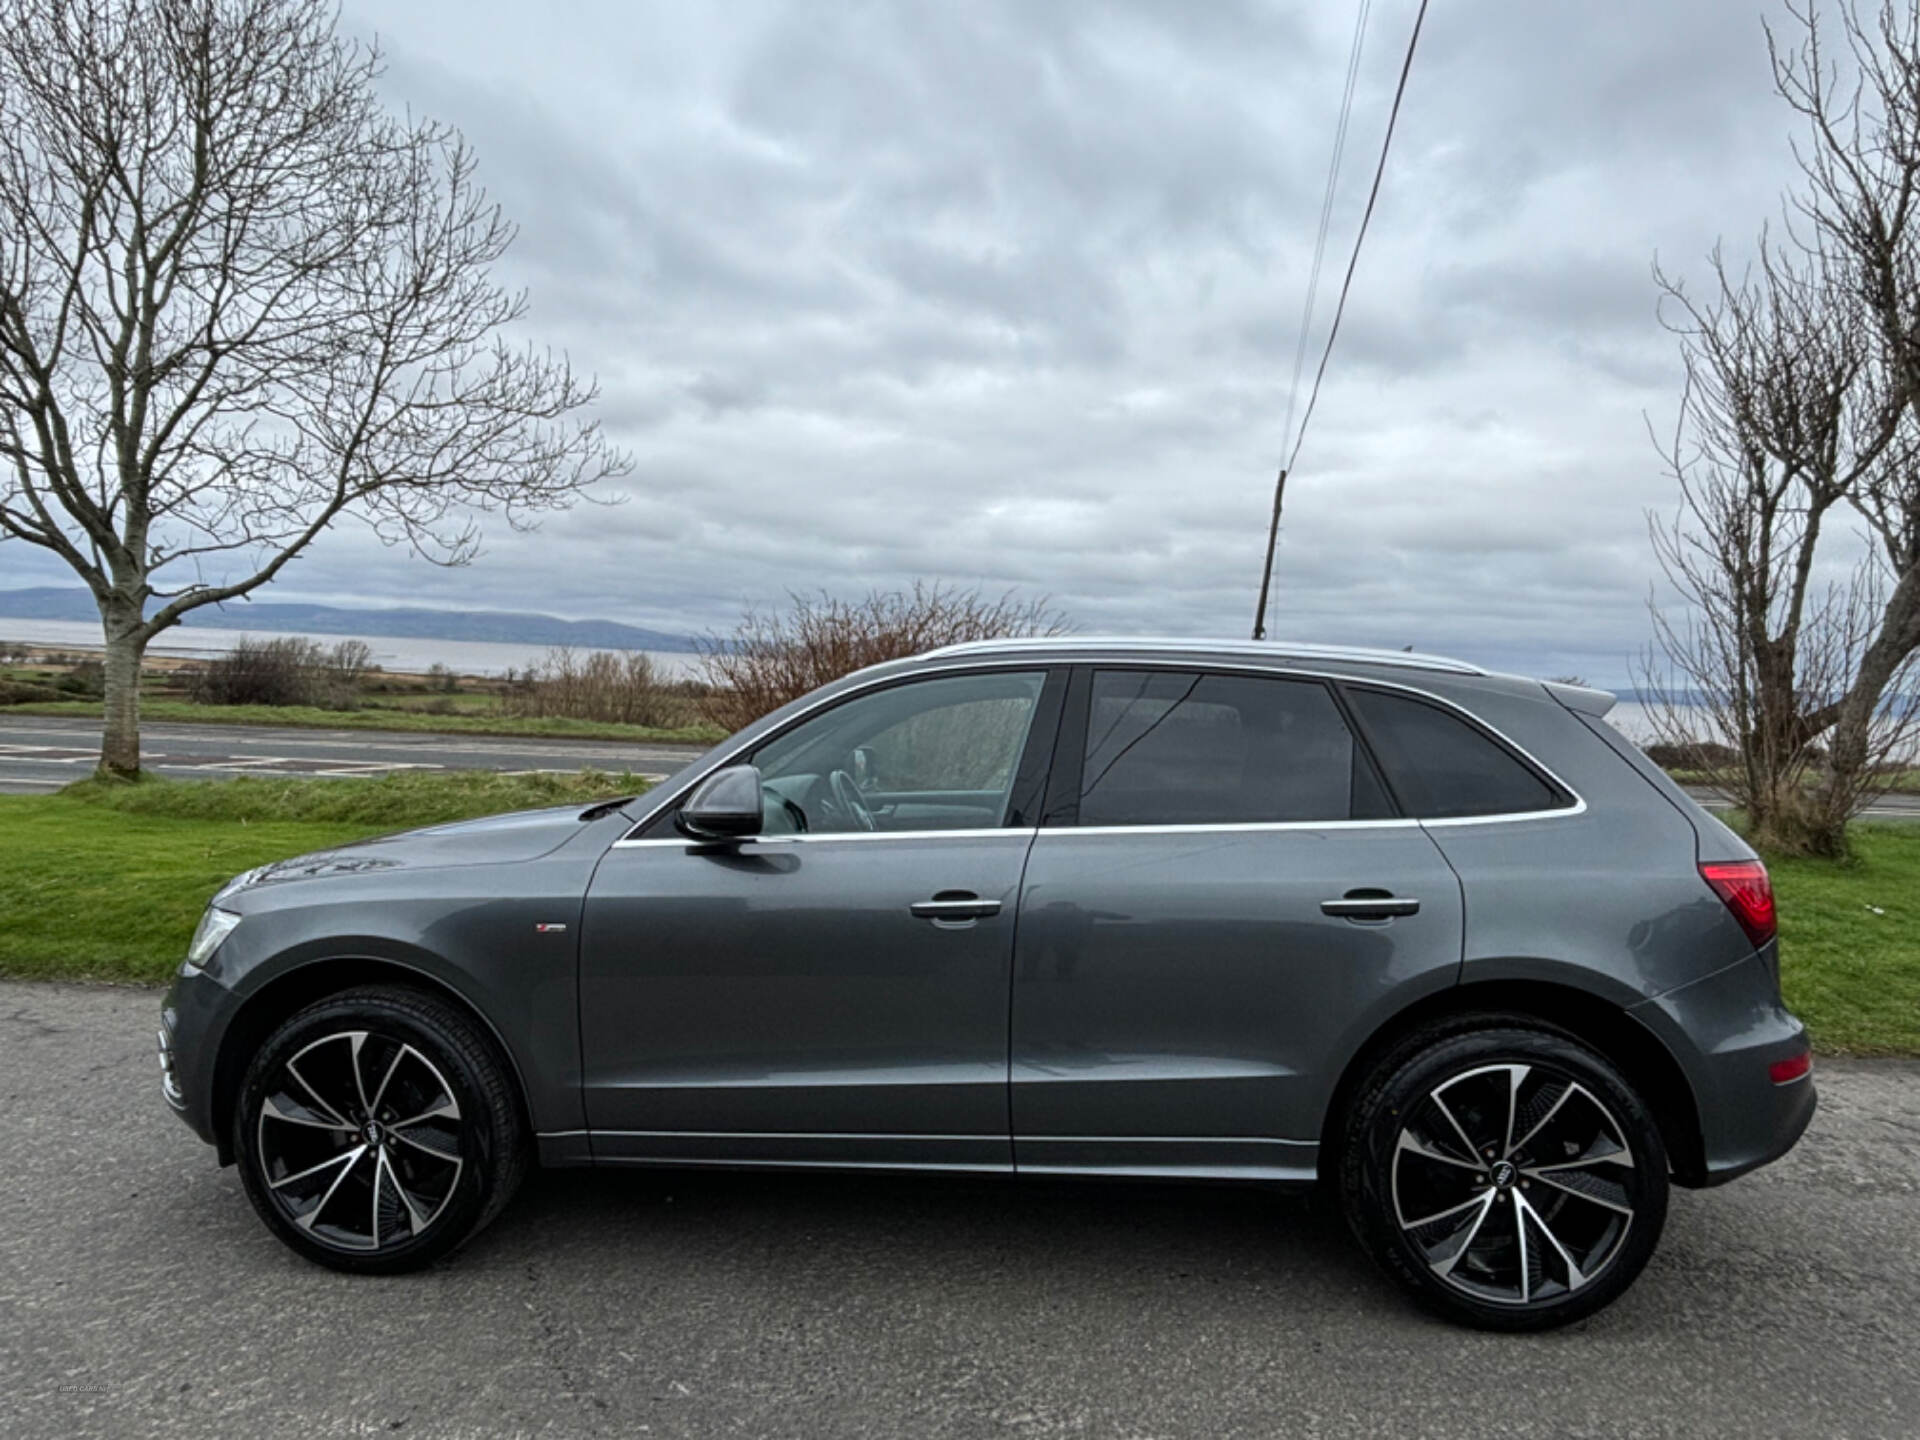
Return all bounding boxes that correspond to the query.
[1766,824,1920,1055]
[0,770,652,984]
[5,697,725,746]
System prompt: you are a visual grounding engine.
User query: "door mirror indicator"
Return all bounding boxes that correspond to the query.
[677,765,765,841]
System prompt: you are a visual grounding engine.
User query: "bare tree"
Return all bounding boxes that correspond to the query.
[1770,1,1920,837]
[0,0,629,775]
[699,583,1068,733]
[1642,1,1920,854]
[1639,234,1903,851]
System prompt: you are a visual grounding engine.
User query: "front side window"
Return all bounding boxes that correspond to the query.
[748,670,1047,834]
[1344,686,1569,819]
[1076,670,1388,826]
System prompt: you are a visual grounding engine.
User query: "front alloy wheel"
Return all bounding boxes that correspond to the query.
[256,1031,465,1251]
[1343,1018,1669,1330]
[234,985,527,1273]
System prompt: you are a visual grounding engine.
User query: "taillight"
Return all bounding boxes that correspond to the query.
[1700,859,1777,948]
[1769,1050,1812,1085]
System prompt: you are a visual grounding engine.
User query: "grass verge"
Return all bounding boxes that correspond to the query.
[3,697,725,746]
[1766,823,1920,1055]
[0,770,651,984]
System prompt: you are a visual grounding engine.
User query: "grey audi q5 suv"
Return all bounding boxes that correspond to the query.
[159,638,1813,1329]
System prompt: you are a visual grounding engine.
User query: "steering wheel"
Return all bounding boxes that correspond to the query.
[829,768,877,832]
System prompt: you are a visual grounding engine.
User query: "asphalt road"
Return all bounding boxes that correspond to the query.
[1,984,1916,1439]
[0,714,709,793]
[1682,783,1920,822]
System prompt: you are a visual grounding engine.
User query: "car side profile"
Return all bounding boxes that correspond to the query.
[158,638,1814,1330]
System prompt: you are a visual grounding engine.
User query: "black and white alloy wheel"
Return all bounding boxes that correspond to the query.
[255,1030,465,1251]
[1343,1017,1669,1331]
[234,986,527,1274]
[1391,1063,1643,1305]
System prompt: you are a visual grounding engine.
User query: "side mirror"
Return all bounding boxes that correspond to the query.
[677,764,764,841]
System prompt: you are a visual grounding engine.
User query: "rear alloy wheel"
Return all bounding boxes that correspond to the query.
[1342,1019,1668,1330]
[234,986,527,1273]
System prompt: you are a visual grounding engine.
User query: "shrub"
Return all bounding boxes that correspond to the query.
[0,679,67,704]
[698,583,1067,733]
[505,647,683,727]
[186,636,373,709]
[54,658,105,698]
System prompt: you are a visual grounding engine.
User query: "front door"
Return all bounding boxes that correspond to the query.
[1011,667,1465,1179]
[580,667,1062,1171]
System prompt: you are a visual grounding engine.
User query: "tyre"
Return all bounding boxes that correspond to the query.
[233,985,529,1274]
[1339,1016,1669,1331]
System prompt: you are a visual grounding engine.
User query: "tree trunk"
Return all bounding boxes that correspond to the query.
[1811,570,1920,853]
[98,607,146,780]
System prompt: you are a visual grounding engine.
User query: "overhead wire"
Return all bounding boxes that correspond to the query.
[1253,0,1433,639]
[1283,0,1431,478]
[1278,0,1372,459]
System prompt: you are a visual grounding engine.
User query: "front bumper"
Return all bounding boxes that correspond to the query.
[1631,941,1816,1186]
[159,962,242,1152]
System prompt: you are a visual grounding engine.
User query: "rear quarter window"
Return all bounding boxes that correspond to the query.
[1344,686,1570,819]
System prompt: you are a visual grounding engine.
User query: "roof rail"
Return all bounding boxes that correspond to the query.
[915,636,1486,676]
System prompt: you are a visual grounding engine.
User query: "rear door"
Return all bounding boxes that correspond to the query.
[1010,667,1464,1179]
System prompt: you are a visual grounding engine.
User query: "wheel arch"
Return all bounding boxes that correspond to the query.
[1319,978,1708,1187]
[210,956,535,1167]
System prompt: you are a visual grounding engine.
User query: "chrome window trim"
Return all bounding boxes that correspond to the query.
[1028,801,1587,840]
[1040,818,1421,838]
[1422,796,1590,827]
[615,656,1584,844]
[612,826,1035,849]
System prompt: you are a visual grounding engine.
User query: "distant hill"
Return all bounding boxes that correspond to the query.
[0,586,697,652]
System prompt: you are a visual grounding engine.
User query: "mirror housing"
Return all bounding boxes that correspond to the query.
[677,764,765,840]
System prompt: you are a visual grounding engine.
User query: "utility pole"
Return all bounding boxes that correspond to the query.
[1250,467,1288,640]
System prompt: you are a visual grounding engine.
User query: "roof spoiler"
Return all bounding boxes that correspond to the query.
[1543,680,1617,718]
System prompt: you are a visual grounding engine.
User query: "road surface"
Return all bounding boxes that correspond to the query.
[1,982,1916,1439]
[0,713,709,793]
[1683,783,1920,822]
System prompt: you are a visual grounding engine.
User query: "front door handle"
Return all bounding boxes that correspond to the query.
[1321,890,1420,920]
[910,891,1002,921]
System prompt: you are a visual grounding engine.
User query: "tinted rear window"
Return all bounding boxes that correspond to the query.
[1344,687,1568,819]
[1078,670,1391,826]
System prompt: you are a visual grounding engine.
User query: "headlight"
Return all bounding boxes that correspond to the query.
[186,907,243,970]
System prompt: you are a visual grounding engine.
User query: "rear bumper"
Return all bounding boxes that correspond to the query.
[1631,941,1816,1187]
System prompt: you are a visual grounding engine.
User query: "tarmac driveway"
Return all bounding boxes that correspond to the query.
[1,982,1916,1439]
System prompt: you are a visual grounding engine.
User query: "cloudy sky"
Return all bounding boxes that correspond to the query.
[6,0,1820,682]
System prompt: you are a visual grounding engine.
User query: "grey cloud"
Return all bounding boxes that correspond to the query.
[1,0,1826,688]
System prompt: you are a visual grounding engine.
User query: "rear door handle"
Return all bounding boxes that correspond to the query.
[1321,891,1420,920]
[910,892,1002,921]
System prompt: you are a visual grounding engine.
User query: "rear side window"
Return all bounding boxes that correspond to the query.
[1077,670,1391,826]
[1344,687,1568,819]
